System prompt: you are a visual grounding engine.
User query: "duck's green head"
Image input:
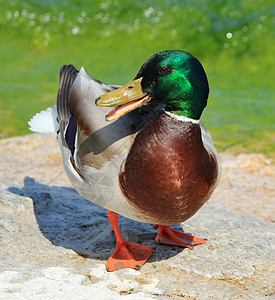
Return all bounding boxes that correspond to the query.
[96,50,209,121]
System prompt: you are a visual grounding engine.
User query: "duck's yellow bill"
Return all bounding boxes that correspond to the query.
[95,77,151,121]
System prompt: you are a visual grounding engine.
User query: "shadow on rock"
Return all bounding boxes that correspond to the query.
[9,177,187,263]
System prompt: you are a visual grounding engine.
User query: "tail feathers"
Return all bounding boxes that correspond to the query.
[28,106,59,133]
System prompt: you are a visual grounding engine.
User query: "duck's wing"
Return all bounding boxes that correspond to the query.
[57,65,119,123]
[57,65,163,175]
[200,123,222,185]
[57,65,119,154]
[57,65,79,124]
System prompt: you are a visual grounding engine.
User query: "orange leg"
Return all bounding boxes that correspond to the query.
[106,210,154,272]
[154,225,207,249]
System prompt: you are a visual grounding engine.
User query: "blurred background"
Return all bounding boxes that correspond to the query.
[0,0,274,156]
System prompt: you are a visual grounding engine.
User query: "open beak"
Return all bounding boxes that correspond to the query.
[95,77,151,121]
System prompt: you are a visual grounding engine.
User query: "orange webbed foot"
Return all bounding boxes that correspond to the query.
[106,241,154,272]
[106,210,154,272]
[154,225,207,249]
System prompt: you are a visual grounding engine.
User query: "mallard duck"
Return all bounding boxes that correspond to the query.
[29,50,221,272]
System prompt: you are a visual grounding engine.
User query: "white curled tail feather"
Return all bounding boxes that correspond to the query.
[28,106,59,133]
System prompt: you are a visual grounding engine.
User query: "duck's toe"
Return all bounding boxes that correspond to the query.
[154,225,207,248]
[106,241,154,272]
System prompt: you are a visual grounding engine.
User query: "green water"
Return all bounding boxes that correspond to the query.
[1,0,274,156]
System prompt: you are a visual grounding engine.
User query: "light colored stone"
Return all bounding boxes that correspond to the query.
[0,134,274,299]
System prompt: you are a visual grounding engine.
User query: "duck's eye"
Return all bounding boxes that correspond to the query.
[159,66,172,75]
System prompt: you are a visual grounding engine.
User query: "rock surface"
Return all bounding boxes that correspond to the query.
[0,134,274,299]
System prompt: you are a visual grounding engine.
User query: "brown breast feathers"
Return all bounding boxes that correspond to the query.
[119,113,218,225]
